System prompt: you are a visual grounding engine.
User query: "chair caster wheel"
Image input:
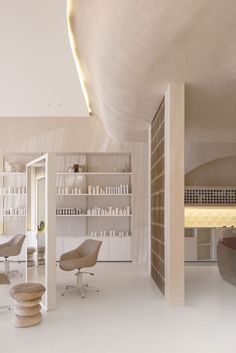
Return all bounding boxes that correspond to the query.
[61,293,64,296]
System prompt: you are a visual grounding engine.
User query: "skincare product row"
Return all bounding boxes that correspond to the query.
[56,208,86,215]
[87,206,131,216]
[57,187,82,195]
[0,186,26,195]
[87,184,129,195]
[0,208,26,216]
[56,206,131,216]
[90,230,131,237]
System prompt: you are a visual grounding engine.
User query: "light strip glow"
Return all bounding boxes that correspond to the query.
[185,206,236,228]
[67,0,92,113]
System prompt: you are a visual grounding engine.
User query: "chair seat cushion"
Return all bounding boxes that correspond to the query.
[59,258,80,271]
[9,283,46,301]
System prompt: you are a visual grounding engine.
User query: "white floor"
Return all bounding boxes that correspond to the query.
[1,262,236,353]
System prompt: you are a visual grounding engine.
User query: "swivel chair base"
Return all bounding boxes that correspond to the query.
[0,306,11,311]
[4,258,22,278]
[61,269,99,298]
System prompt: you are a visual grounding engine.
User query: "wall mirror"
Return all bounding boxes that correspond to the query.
[26,153,56,311]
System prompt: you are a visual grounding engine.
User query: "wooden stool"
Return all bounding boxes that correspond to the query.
[9,283,45,328]
[37,246,45,266]
[27,247,36,267]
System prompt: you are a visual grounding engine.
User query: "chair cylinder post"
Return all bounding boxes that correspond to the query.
[4,259,9,274]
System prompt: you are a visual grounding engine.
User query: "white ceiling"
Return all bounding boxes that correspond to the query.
[0,0,88,117]
[70,0,236,141]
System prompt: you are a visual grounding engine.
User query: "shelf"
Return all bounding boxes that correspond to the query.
[56,214,132,217]
[56,172,132,176]
[56,193,132,196]
[58,234,132,237]
[0,194,26,196]
[0,215,26,217]
[0,172,26,176]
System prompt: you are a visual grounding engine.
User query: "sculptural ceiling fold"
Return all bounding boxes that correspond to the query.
[68,0,236,142]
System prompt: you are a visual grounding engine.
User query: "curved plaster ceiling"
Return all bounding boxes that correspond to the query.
[68,0,236,142]
[185,156,236,186]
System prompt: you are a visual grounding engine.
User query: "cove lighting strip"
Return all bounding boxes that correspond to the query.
[67,0,92,113]
[185,207,236,228]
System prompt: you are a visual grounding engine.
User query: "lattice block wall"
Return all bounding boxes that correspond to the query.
[185,187,236,205]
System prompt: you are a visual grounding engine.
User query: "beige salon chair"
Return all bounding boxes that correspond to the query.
[59,239,102,298]
[0,273,10,310]
[217,237,236,286]
[0,234,26,275]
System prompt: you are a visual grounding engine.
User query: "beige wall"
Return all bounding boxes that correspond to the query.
[0,116,149,263]
[185,156,236,186]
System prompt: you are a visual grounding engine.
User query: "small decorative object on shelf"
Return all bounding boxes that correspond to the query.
[67,164,85,173]
[73,164,79,172]
[38,221,45,232]
[4,162,14,173]
[4,162,22,173]
[67,167,74,173]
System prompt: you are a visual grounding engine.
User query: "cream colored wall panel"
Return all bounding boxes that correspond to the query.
[184,236,197,261]
[109,237,131,261]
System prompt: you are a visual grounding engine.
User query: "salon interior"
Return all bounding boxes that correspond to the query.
[0,1,236,353]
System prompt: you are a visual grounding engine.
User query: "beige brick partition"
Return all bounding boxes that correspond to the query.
[151,100,165,294]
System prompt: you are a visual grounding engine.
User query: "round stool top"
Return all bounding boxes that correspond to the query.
[27,247,36,253]
[37,246,45,253]
[10,283,46,301]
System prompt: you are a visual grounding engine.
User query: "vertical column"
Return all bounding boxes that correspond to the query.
[0,155,3,235]
[46,153,56,310]
[164,83,185,306]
